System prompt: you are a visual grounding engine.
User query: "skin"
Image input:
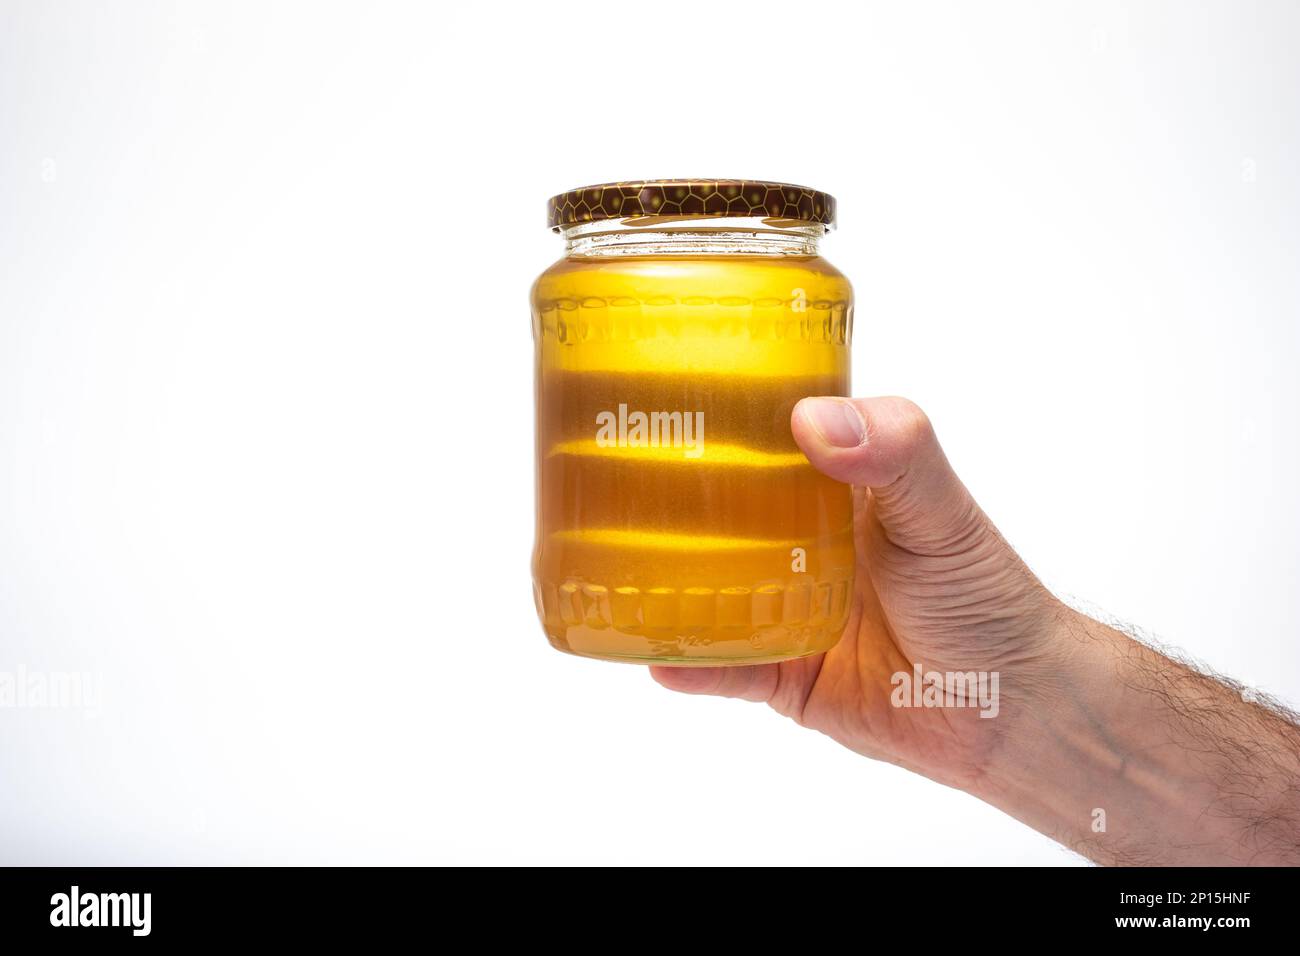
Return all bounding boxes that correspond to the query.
[652,396,1300,866]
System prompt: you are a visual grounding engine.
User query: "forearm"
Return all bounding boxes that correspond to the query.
[976,607,1300,865]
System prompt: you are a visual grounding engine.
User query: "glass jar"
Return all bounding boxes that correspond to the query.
[531,180,854,665]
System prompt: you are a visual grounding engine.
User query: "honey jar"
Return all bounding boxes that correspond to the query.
[532,180,854,664]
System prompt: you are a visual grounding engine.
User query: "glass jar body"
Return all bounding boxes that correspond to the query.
[531,226,854,665]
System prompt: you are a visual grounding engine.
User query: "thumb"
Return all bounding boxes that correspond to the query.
[792,396,979,553]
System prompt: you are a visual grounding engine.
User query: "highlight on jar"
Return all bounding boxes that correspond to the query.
[531,180,855,666]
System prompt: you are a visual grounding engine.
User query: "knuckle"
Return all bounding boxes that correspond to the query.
[884,396,935,447]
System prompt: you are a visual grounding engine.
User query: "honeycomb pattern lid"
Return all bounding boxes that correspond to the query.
[547,179,836,230]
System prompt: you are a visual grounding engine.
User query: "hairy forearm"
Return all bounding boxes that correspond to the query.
[975,607,1300,865]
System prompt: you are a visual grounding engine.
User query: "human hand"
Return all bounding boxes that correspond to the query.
[650,396,1065,793]
[651,396,1300,864]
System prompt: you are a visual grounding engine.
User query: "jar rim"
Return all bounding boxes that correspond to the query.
[547,179,836,231]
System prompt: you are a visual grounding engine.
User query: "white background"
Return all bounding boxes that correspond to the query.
[1,0,1297,864]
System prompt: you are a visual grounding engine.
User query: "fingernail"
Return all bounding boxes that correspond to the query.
[802,398,865,447]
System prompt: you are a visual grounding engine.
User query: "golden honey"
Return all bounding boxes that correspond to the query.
[532,180,854,665]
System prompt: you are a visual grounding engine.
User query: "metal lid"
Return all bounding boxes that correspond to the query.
[547,179,836,230]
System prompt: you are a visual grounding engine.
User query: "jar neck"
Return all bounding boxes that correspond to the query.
[558,216,826,257]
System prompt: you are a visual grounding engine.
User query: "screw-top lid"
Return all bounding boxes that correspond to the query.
[547,179,836,231]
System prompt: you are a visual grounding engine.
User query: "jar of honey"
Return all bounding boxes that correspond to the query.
[531,180,854,665]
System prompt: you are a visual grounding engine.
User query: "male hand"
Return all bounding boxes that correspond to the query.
[652,397,1300,865]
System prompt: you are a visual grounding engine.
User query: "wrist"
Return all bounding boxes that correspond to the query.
[969,603,1288,864]
[969,604,1150,860]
